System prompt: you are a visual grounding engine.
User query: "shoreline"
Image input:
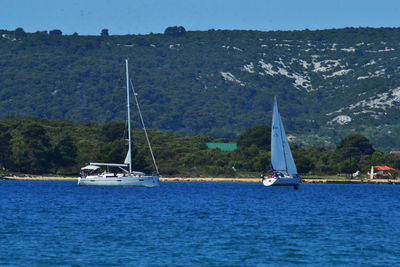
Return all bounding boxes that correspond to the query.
[0,176,260,183]
[1,176,400,184]
[1,176,78,181]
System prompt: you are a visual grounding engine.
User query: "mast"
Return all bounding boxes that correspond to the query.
[126,59,132,174]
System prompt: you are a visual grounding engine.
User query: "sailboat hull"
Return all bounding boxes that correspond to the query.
[262,177,300,187]
[78,175,159,187]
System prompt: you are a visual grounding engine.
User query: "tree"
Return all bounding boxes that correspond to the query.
[237,125,271,151]
[333,133,374,162]
[97,139,126,164]
[371,151,385,166]
[336,158,358,174]
[15,27,26,37]
[0,123,12,170]
[251,150,270,172]
[164,26,186,36]
[100,121,125,142]
[49,29,62,36]
[121,143,150,172]
[76,139,100,167]
[53,134,77,173]
[12,123,53,173]
[331,133,375,174]
[293,150,314,174]
[101,29,109,37]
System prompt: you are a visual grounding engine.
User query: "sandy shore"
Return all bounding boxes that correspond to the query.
[1,176,260,183]
[1,176,78,181]
[2,176,399,184]
[160,177,261,182]
[302,178,400,184]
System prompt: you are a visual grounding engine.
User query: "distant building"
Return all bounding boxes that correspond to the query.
[206,142,237,151]
[390,151,400,155]
[368,165,396,179]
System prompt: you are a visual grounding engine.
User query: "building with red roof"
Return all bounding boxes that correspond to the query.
[368,165,396,179]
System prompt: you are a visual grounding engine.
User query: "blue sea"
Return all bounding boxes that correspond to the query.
[1,181,400,266]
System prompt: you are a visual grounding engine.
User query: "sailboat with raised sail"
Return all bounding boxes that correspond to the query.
[78,59,159,187]
[262,96,300,188]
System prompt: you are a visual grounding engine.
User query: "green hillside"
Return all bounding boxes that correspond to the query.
[1,27,400,151]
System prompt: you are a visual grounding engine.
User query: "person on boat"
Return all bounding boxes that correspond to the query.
[272,171,283,178]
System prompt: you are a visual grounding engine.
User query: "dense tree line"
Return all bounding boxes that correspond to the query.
[0,118,399,177]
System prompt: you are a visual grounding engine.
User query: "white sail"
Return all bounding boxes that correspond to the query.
[271,97,298,176]
[124,149,131,165]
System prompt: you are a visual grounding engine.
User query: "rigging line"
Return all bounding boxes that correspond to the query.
[129,79,159,175]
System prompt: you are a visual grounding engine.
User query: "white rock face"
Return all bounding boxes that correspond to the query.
[220,72,245,86]
[241,62,255,73]
[258,59,312,91]
[349,87,400,110]
[326,87,400,120]
[330,115,352,125]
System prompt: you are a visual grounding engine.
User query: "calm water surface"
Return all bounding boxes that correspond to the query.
[1,181,400,266]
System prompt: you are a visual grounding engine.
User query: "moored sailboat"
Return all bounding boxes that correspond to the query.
[262,96,300,188]
[78,59,159,187]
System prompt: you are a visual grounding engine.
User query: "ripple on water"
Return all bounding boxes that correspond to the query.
[0,182,400,265]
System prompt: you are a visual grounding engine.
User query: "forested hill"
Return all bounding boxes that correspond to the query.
[1,27,400,151]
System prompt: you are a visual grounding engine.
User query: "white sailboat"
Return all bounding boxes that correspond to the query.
[78,59,159,187]
[262,96,300,188]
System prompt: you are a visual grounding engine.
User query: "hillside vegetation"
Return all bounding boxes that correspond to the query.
[0,27,400,151]
[1,118,399,177]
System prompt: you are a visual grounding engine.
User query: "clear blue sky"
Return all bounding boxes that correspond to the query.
[1,0,399,35]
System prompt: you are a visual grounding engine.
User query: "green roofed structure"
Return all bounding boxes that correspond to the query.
[206,142,237,151]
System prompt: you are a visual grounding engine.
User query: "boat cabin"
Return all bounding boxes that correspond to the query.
[80,164,145,178]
